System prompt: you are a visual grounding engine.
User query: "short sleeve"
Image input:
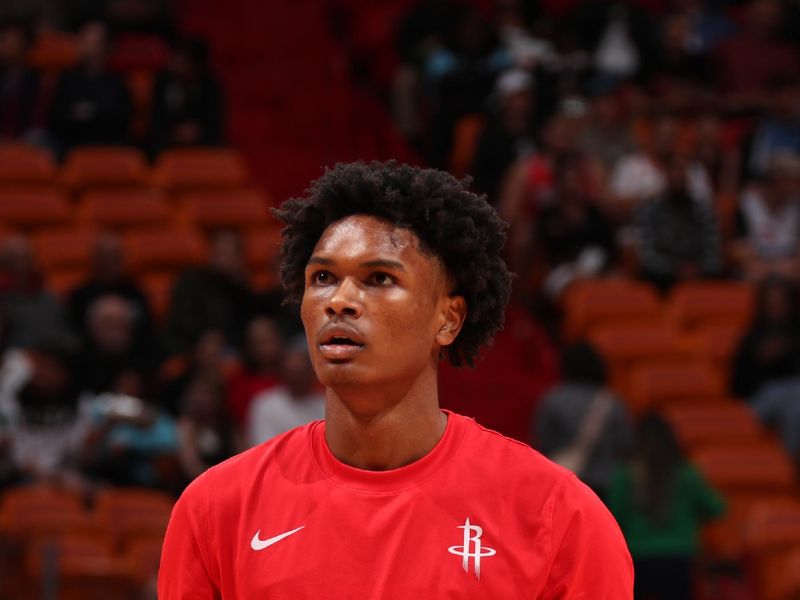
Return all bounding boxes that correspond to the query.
[540,474,634,600]
[159,472,220,599]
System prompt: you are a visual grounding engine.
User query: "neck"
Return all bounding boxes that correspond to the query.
[323,366,446,471]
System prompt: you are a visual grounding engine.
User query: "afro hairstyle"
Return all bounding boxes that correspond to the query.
[273,161,512,367]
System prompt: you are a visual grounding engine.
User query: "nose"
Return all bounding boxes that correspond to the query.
[326,276,363,318]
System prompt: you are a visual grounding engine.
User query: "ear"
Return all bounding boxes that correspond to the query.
[435,295,467,348]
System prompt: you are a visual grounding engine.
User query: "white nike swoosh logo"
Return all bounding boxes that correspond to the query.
[250,526,305,551]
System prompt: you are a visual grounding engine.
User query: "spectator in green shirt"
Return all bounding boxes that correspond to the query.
[609,413,725,600]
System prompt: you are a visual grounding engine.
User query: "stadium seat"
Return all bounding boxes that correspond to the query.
[662,402,770,451]
[122,535,164,588]
[44,267,89,299]
[0,485,95,538]
[680,325,744,371]
[32,228,97,271]
[624,360,727,414]
[667,281,755,332]
[692,443,797,497]
[94,488,174,543]
[25,533,135,600]
[0,144,56,184]
[588,323,689,395]
[27,29,78,72]
[61,146,150,189]
[562,279,663,341]
[750,545,800,600]
[742,500,800,600]
[152,148,249,190]
[77,188,171,229]
[177,187,272,230]
[124,227,208,273]
[0,187,70,229]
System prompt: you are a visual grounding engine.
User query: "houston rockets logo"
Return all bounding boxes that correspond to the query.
[447,518,496,580]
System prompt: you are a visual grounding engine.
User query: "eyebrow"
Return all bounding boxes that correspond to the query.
[307,256,407,272]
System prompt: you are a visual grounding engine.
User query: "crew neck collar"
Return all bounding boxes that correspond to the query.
[310,409,465,493]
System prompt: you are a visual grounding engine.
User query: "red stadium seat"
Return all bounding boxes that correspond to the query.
[124,227,208,273]
[692,443,797,497]
[662,402,770,451]
[77,188,172,229]
[0,144,56,184]
[667,281,755,332]
[27,30,78,72]
[32,228,97,271]
[177,187,272,230]
[152,148,249,191]
[61,146,150,189]
[0,187,70,229]
[563,279,663,341]
[624,360,727,414]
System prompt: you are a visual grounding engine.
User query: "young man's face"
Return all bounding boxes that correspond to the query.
[300,214,465,398]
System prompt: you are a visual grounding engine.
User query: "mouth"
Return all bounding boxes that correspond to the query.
[318,330,366,362]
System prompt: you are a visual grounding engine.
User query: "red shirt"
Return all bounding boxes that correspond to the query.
[159,411,633,599]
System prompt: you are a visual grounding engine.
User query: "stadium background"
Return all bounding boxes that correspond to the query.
[0,0,800,597]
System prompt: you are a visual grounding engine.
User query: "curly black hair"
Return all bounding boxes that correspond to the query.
[273,161,512,367]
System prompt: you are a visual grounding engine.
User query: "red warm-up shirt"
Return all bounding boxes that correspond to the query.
[159,411,633,599]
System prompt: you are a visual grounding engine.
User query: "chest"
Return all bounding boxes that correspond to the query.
[214,485,550,599]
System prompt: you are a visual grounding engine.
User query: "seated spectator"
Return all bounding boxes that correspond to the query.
[246,339,324,447]
[67,231,153,340]
[606,114,712,225]
[747,77,800,178]
[648,11,713,113]
[471,68,536,203]
[177,372,238,481]
[159,328,234,417]
[0,234,68,349]
[577,78,636,175]
[732,276,800,399]
[72,294,158,396]
[634,154,722,291]
[608,413,725,600]
[731,153,800,283]
[227,315,284,426]
[149,36,223,155]
[533,152,617,301]
[48,20,132,153]
[0,18,43,141]
[0,334,87,488]
[78,389,178,489]
[164,229,254,355]
[533,343,632,500]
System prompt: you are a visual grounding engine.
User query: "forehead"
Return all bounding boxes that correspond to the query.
[311,214,430,262]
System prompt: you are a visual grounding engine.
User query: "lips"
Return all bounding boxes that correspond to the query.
[317,323,366,361]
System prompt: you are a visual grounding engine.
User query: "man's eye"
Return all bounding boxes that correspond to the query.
[312,271,334,285]
[368,272,396,286]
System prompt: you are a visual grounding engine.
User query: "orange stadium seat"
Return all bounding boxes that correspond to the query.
[680,325,745,371]
[624,360,727,414]
[152,148,249,190]
[245,225,283,269]
[27,29,78,72]
[667,281,755,332]
[0,144,56,184]
[61,146,150,189]
[0,485,94,538]
[662,403,770,451]
[588,323,689,395]
[124,227,208,273]
[32,228,97,271]
[0,187,70,229]
[94,488,174,543]
[750,546,800,600]
[77,188,171,229]
[25,533,135,600]
[692,443,797,497]
[122,535,164,588]
[562,279,663,341]
[177,187,271,230]
[44,268,89,299]
[742,500,800,600]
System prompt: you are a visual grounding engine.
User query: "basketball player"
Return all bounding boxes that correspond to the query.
[159,162,633,598]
